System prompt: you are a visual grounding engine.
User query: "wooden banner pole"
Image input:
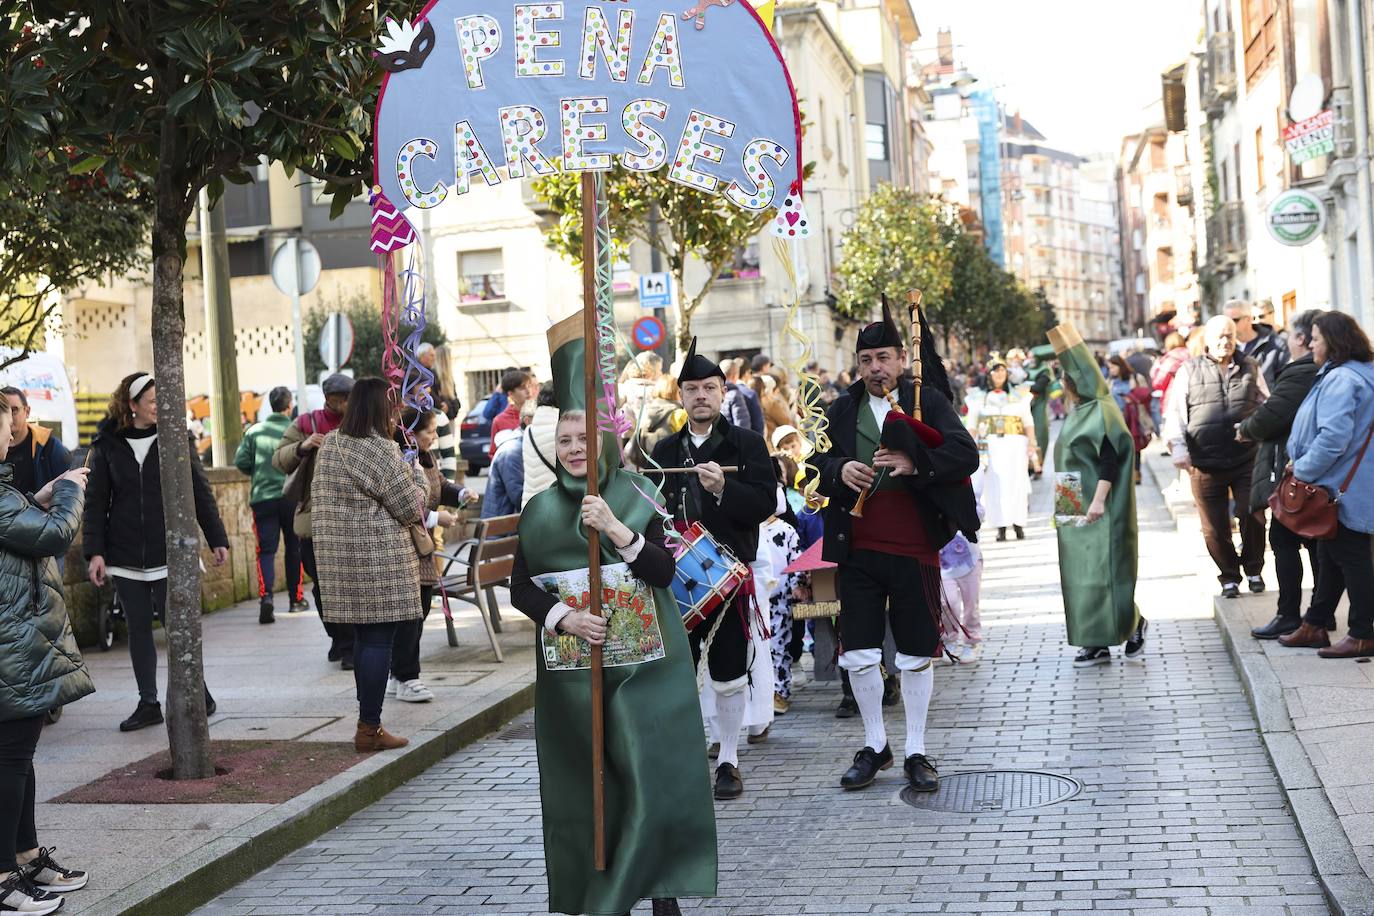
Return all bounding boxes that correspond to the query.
[579,172,608,872]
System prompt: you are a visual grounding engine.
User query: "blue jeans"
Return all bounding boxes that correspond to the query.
[353,622,400,726]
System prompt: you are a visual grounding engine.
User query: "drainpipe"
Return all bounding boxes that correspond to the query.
[1347,0,1374,324]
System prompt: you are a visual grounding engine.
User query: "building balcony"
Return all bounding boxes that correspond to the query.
[1200,32,1237,116]
[1175,165,1193,206]
[1206,201,1246,271]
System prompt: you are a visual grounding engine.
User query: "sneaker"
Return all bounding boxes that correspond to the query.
[0,871,63,914]
[1247,575,1266,594]
[957,643,982,666]
[772,693,789,715]
[385,677,398,697]
[289,600,309,614]
[939,643,959,664]
[118,701,162,732]
[1125,618,1149,659]
[22,849,86,894]
[395,679,434,703]
[258,598,275,625]
[1221,582,1241,599]
[1073,647,1111,668]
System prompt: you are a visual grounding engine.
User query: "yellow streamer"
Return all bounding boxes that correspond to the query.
[770,235,830,508]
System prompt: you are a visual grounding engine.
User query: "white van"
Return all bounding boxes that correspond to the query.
[0,349,79,447]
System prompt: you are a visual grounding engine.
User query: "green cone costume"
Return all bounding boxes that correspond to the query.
[1049,323,1140,647]
[1028,343,1056,461]
[515,311,717,915]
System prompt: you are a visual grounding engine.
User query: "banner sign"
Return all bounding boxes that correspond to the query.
[1282,110,1335,165]
[372,0,805,215]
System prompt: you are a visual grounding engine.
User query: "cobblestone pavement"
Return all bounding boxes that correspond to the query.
[199,468,1331,915]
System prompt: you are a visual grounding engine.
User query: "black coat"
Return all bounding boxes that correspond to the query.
[647,415,776,563]
[813,377,981,564]
[82,420,229,570]
[1238,353,1319,513]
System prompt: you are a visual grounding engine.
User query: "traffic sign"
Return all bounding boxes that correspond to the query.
[638,272,673,311]
[319,312,355,371]
[270,238,321,297]
[632,316,665,351]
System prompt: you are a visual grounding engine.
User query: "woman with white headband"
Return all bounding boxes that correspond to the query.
[82,373,230,732]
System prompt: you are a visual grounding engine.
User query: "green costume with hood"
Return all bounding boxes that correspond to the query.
[1027,343,1056,460]
[1050,323,1140,647]
[515,312,717,915]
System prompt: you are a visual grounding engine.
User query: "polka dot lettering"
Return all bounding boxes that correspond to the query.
[454,15,501,89]
[561,97,612,170]
[619,98,669,171]
[726,138,789,211]
[668,109,734,192]
[515,3,565,77]
[636,14,685,88]
[395,137,448,209]
[579,6,633,82]
[498,105,557,179]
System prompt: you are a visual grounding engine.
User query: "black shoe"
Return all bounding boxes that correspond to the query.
[1252,615,1301,640]
[1013,524,1025,540]
[119,701,163,732]
[652,898,683,916]
[835,695,859,719]
[1247,575,1266,594]
[1221,582,1241,599]
[903,753,939,792]
[882,674,900,707]
[996,527,1007,542]
[713,763,743,800]
[205,690,216,718]
[289,600,309,614]
[340,655,354,671]
[840,744,893,790]
[1124,617,1149,659]
[258,598,275,625]
[1073,647,1111,668]
[327,647,342,662]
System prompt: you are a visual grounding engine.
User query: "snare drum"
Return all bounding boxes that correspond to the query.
[670,522,749,631]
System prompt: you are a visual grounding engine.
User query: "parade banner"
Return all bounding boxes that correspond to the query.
[372,0,805,216]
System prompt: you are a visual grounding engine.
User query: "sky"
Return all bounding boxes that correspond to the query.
[917,0,1201,157]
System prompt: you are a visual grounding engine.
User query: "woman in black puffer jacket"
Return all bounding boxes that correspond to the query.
[0,400,95,915]
[82,373,229,733]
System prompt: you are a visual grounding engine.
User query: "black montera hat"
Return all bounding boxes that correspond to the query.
[677,337,725,383]
[855,296,904,352]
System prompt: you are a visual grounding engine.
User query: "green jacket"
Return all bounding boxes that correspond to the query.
[0,469,95,721]
[235,412,292,505]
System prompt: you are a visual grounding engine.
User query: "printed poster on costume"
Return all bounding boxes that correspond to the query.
[534,562,665,670]
[1053,471,1089,528]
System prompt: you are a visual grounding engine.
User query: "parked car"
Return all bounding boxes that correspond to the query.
[459,397,493,473]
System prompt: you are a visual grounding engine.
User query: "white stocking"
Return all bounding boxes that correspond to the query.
[848,664,888,752]
[713,679,747,768]
[900,663,933,758]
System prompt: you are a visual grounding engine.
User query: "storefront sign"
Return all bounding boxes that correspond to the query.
[1266,188,1326,247]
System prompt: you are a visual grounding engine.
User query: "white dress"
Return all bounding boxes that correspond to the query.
[965,387,1034,529]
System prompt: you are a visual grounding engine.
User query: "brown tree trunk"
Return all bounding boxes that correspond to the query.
[151,149,214,780]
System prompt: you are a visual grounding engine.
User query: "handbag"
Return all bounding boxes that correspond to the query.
[410,524,436,558]
[1269,419,1374,540]
[280,415,316,505]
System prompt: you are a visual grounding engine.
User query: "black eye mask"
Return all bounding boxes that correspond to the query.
[377,19,436,73]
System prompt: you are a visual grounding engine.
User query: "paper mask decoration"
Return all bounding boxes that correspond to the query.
[376,18,437,73]
[372,0,803,214]
[770,189,810,238]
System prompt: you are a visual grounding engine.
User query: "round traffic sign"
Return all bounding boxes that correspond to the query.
[632,316,665,351]
[319,312,355,369]
[271,238,321,297]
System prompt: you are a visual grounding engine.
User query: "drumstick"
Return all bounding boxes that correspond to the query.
[650,466,741,474]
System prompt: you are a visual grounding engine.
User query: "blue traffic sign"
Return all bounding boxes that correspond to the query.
[633,316,665,351]
[638,272,673,310]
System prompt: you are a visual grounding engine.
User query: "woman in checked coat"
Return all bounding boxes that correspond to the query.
[311,378,429,752]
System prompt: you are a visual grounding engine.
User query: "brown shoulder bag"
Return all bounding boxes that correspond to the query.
[1269,420,1374,540]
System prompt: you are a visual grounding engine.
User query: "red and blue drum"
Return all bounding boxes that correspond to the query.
[670,521,749,631]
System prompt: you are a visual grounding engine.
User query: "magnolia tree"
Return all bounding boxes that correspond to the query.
[2,1,403,778]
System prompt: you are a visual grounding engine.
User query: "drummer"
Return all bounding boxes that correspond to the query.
[646,338,778,801]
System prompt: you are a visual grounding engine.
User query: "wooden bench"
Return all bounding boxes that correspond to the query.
[435,513,520,662]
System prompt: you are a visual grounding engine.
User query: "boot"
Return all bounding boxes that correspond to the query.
[1317,635,1374,659]
[996,527,1007,542]
[1013,524,1025,540]
[652,898,683,916]
[1278,621,1331,649]
[354,720,409,752]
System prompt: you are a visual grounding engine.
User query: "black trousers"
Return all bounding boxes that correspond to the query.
[251,498,302,603]
[391,586,433,683]
[1270,517,1321,620]
[1306,523,1374,638]
[112,577,167,705]
[0,716,42,873]
[1190,464,1266,584]
[688,592,750,684]
[300,538,353,660]
[837,549,939,658]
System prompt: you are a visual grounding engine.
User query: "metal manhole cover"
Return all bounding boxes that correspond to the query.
[901,769,1081,813]
[497,722,537,741]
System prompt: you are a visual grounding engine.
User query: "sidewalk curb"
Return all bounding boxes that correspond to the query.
[81,678,536,916]
[1213,599,1374,916]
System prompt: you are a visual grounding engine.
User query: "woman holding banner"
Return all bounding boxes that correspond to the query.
[508,314,716,916]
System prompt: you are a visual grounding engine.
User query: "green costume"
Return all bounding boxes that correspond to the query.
[1027,344,1055,461]
[516,312,717,915]
[1050,324,1140,648]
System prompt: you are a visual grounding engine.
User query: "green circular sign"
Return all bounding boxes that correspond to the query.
[1266,188,1326,247]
